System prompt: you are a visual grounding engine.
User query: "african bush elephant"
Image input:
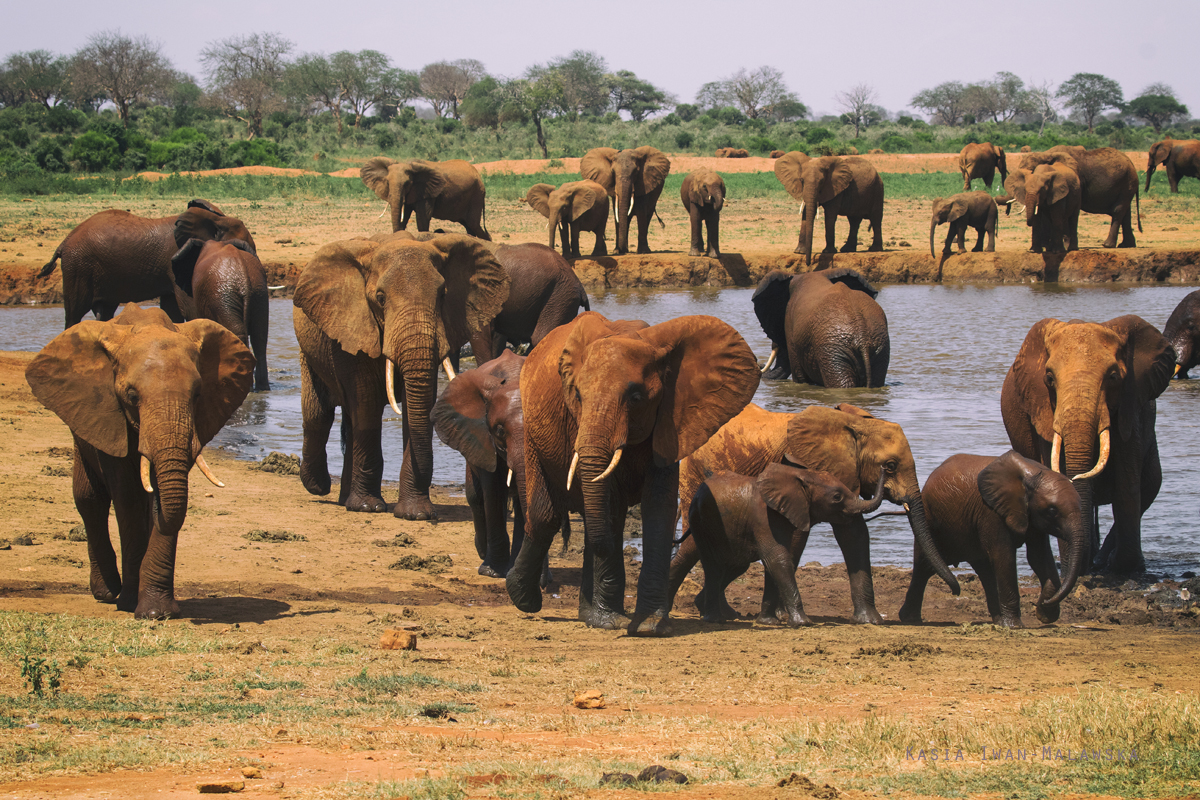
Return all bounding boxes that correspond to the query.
[1019,146,1140,248]
[680,168,726,258]
[1163,290,1200,377]
[25,305,254,619]
[958,142,1008,191]
[1146,138,1200,194]
[505,312,760,635]
[673,403,961,624]
[715,148,749,158]
[1001,316,1174,573]
[580,146,671,254]
[775,153,884,265]
[753,268,889,387]
[38,200,255,328]
[292,233,509,520]
[669,465,883,627]
[900,451,1087,628]
[1016,164,1081,253]
[929,192,998,258]
[525,180,609,257]
[171,238,270,391]
[360,157,490,239]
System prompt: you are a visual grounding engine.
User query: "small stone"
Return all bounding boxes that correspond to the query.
[379,629,418,650]
[573,689,604,709]
[271,727,288,737]
[638,765,688,784]
[241,766,262,779]
[10,534,34,546]
[270,781,284,790]
[196,777,244,793]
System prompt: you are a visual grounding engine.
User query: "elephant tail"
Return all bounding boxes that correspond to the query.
[1135,187,1142,233]
[654,209,665,229]
[37,244,64,279]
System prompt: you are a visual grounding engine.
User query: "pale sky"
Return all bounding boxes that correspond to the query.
[5,0,1196,120]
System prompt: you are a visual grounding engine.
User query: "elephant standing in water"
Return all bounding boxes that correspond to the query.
[1145,138,1200,194]
[1163,289,1200,377]
[360,157,490,239]
[774,152,884,265]
[25,305,255,619]
[580,146,671,254]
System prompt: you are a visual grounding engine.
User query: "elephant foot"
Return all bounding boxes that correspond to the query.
[754,613,784,627]
[971,245,983,253]
[580,605,630,630]
[1118,239,1136,249]
[478,563,506,579]
[506,573,543,613]
[897,602,923,624]
[1035,602,1060,624]
[345,491,388,513]
[90,570,120,604]
[1100,548,1146,575]
[393,495,437,521]
[688,247,704,257]
[852,605,885,625]
[993,614,1024,629]
[540,563,553,591]
[762,366,790,381]
[707,250,721,259]
[300,463,331,496]
[822,247,838,255]
[628,611,673,637]
[867,243,884,252]
[134,592,180,620]
[636,246,652,255]
[793,246,807,256]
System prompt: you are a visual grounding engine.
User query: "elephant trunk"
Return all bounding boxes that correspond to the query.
[615,178,633,254]
[1145,160,1156,193]
[138,400,194,537]
[1046,513,1089,606]
[929,216,939,259]
[1059,397,1106,567]
[548,206,563,251]
[390,319,439,489]
[848,471,886,515]
[1025,189,1040,227]
[907,492,961,595]
[389,179,403,233]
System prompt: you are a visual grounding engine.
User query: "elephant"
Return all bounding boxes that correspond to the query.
[680,168,726,258]
[25,304,255,619]
[1019,146,1140,248]
[899,451,1087,628]
[1146,138,1200,194]
[1163,290,1200,377]
[360,157,490,239]
[1001,316,1175,574]
[171,238,270,392]
[774,153,884,265]
[715,148,749,158]
[753,268,889,387]
[929,192,998,258]
[770,150,787,159]
[505,311,760,635]
[673,403,961,625]
[38,200,256,328]
[958,142,1008,191]
[1014,164,1081,253]
[292,233,510,520]
[525,180,610,257]
[669,464,884,627]
[580,146,671,254]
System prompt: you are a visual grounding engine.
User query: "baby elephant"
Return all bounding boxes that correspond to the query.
[669,464,883,627]
[680,168,726,257]
[929,192,998,258]
[900,451,1088,628]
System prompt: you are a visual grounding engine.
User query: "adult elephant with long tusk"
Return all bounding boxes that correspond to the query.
[1001,316,1175,573]
[506,311,760,635]
[25,305,255,619]
[292,233,510,520]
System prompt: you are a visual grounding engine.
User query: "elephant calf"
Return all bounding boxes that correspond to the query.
[668,464,883,627]
[680,168,725,258]
[900,451,1087,628]
[929,192,998,259]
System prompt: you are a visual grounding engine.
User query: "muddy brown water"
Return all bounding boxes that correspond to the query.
[3,284,1199,575]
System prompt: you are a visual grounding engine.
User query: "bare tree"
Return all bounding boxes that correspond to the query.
[71,31,174,126]
[719,66,797,119]
[911,81,969,126]
[1026,80,1058,136]
[1141,82,1176,99]
[836,83,879,137]
[201,32,293,138]
[419,59,486,119]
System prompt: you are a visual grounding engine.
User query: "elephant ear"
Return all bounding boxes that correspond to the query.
[834,403,874,419]
[432,373,496,473]
[1049,172,1072,205]
[993,144,1006,161]
[25,322,130,457]
[174,209,220,248]
[774,152,809,202]
[751,270,793,345]
[525,183,553,218]
[181,319,256,446]
[947,197,970,223]
[783,407,861,495]
[572,183,603,219]
[1105,315,1176,441]
[637,315,761,465]
[187,199,225,215]
[825,268,879,299]
[427,234,511,353]
[978,450,1042,536]
[635,147,671,194]
[580,147,618,194]
[408,160,445,193]
[815,157,855,204]
[1010,318,1063,442]
[1005,170,1029,205]
[171,238,206,297]
[293,239,381,358]
[756,463,812,532]
[361,157,397,202]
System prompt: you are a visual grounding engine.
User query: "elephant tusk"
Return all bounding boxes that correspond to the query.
[140,456,153,493]
[194,453,225,488]
[761,347,777,373]
[1050,431,1062,474]
[591,448,623,482]
[1073,429,1110,481]
[507,468,513,487]
[378,202,390,220]
[1175,364,1182,377]
[442,357,457,382]
[385,359,403,417]
[903,502,910,513]
[566,451,579,491]
[797,201,805,218]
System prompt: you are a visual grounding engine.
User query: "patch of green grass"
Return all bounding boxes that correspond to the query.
[0,734,214,777]
[338,668,482,698]
[358,777,467,800]
[0,611,220,660]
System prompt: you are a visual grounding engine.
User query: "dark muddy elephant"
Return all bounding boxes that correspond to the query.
[1163,289,1200,377]
[753,268,889,387]
[958,142,1008,190]
[171,238,270,391]
[929,192,998,258]
[900,451,1087,628]
[1019,146,1140,248]
[674,403,961,624]
[669,465,883,627]
[1146,138,1200,194]
[680,168,726,258]
[360,157,490,239]
[774,152,884,265]
[505,312,760,635]
[1001,316,1174,573]
[293,234,509,520]
[525,180,609,258]
[25,305,255,619]
[580,146,671,254]
[38,200,255,328]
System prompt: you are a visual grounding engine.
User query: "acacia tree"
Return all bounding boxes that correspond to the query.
[201,32,294,139]
[608,69,671,121]
[1127,93,1189,133]
[700,66,798,119]
[1057,72,1123,132]
[964,72,1030,122]
[910,81,968,125]
[836,83,879,137]
[419,59,486,119]
[2,51,69,108]
[71,32,175,126]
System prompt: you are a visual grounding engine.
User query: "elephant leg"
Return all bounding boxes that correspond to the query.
[822,209,839,254]
[298,357,335,497]
[687,205,705,257]
[464,467,488,560]
[91,300,119,322]
[579,503,629,629]
[74,450,119,603]
[394,369,437,521]
[1117,205,1136,248]
[762,341,792,381]
[868,213,884,252]
[632,460,681,636]
[985,221,996,252]
[590,229,607,257]
[337,415,352,506]
[705,210,720,258]
[666,534,701,614]
[1027,533,1063,624]
[635,201,653,255]
[1100,443,1154,574]
[158,292,185,324]
[569,223,582,259]
[898,542,934,624]
[703,561,747,622]
[1167,163,1180,194]
[107,460,152,614]
[469,328,496,367]
[984,539,1022,627]
[135,523,181,620]
[831,517,883,624]
[506,452,561,613]
[476,466,511,578]
[942,226,958,257]
[342,363,387,513]
[759,539,809,627]
[971,224,985,252]
[840,217,862,253]
[955,220,967,252]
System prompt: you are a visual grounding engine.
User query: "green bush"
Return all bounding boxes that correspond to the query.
[31,137,67,172]
[226,138,286,168]
[674,131,694,149]
[806,127,835,144]
[880,134,913,153]
[71,131,121,171]
[745,135,778,154]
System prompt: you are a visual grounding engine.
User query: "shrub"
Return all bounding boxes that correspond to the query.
[745,135,778,154]
[45,106,86,133]
[674,131,694,149]
[226,138,285,168]
[71,131,121,171]
[880,134,913,153]
[674,103,700,122]
[31,137,67,172]
[806,127,835,144]
[374,126,398,150]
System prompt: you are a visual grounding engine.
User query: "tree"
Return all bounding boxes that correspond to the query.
[836,83,879,137]
[201,32,294,139]
[1057,72,1123,132]
[375,68,420,119]
[1142,82,1177,99]
[910,81,968,126]
[1127,93,1189,133]
[2,51,69,108]
[963,72,1029,123]
[546,50,609,116]
[419,59,486,119]
[71,31,175,126]
[1026,80,1058,136]
[700,66,799,120]
[607,69,671,121]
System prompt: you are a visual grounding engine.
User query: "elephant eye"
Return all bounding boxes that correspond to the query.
[831,492,842,503]
[883,460,897,474]
[1044,369,1055,387]
[494,423,506,440]
[375,290,385,305]
[124,386,139,405]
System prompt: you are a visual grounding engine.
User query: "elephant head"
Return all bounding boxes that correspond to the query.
[26,305,254,541]
[433,349,526,482]
[929,196,972,258]
[526,180,607,252]
[756,463,885,532]
[1146,139,1176,192]
[977,450,1088,611]
[173,201,256,255]
[580,146,670,254]
[1023,164,1076,228]
[361,157,442,233]
[171,238,255,299]
[684,169,725,212]
[775,155,853,265]
[782,405,961,596]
